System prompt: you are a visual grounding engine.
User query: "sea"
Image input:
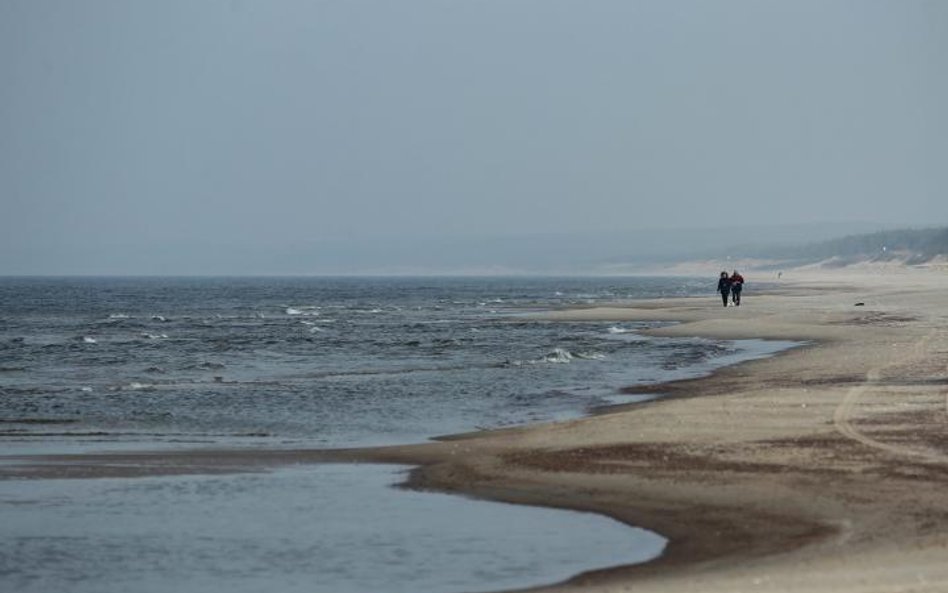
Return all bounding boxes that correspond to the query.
[0,276,795,593]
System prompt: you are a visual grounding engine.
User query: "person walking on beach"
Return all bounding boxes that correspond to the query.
[717,272,731,307]
[730,270,745,306]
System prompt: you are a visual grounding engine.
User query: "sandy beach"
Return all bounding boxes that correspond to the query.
[4,266,948,592]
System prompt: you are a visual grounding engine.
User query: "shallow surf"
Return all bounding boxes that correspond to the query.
[0,276,795,592]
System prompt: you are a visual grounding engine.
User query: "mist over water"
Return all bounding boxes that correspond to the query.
[3,2,946,276]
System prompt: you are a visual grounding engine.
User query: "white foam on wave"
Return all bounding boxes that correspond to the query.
[574,351,606,361]
[141,333,169,340]
[543,348,574,363]
[82,336,97,344]
[286,307,320,317]
[108,313,130,320]
[503,348,607,366]
[477,298,505,307]
[606,326,652,342]
[514,348,607,365]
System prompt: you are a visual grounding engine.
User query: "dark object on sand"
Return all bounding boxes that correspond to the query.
[854,302,865,307]
[729,271,745,306]
[717,272,731,307]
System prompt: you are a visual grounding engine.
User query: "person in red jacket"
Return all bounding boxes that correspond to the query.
[729,270,745,306]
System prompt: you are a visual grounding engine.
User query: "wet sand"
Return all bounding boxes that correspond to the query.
[4,265,948,592]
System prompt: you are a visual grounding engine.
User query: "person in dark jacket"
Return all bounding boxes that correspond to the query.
[730,270,745,306]
[717,271,731,307]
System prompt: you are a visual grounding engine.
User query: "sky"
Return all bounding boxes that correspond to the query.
[2,0,946,274]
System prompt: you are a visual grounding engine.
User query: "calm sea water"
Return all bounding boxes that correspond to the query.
[0,276,791,593]
[0,465,666,593]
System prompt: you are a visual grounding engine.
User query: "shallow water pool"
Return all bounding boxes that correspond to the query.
[0,463,665,593]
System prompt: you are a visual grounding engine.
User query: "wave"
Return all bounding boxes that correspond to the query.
[502,348,608,366]
[286,306,320,316]
[606,326,653,342]
[141,333,169,340]
[187,361,226,370]
[0,430,120,437]
[0,417,80,425]
[543,348,575,363]
[0,429,273,438]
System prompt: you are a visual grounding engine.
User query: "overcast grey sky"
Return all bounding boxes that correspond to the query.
[2,0,946,274]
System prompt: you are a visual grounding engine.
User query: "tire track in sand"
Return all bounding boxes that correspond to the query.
[832,329,948,465]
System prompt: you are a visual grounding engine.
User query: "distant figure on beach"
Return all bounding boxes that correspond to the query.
[730,270,745,306]
[717,272,731,307]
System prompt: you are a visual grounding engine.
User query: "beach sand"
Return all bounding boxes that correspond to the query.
[4,266,948,592]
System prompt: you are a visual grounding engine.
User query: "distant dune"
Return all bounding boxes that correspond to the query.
[603,227,948,277]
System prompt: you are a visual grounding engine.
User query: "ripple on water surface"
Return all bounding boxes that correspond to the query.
[0,464,666,593]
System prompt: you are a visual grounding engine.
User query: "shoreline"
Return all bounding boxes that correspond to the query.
[382,268,948,592]
[4,268,948,591]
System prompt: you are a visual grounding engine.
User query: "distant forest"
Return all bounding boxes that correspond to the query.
[754,227,948,265]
